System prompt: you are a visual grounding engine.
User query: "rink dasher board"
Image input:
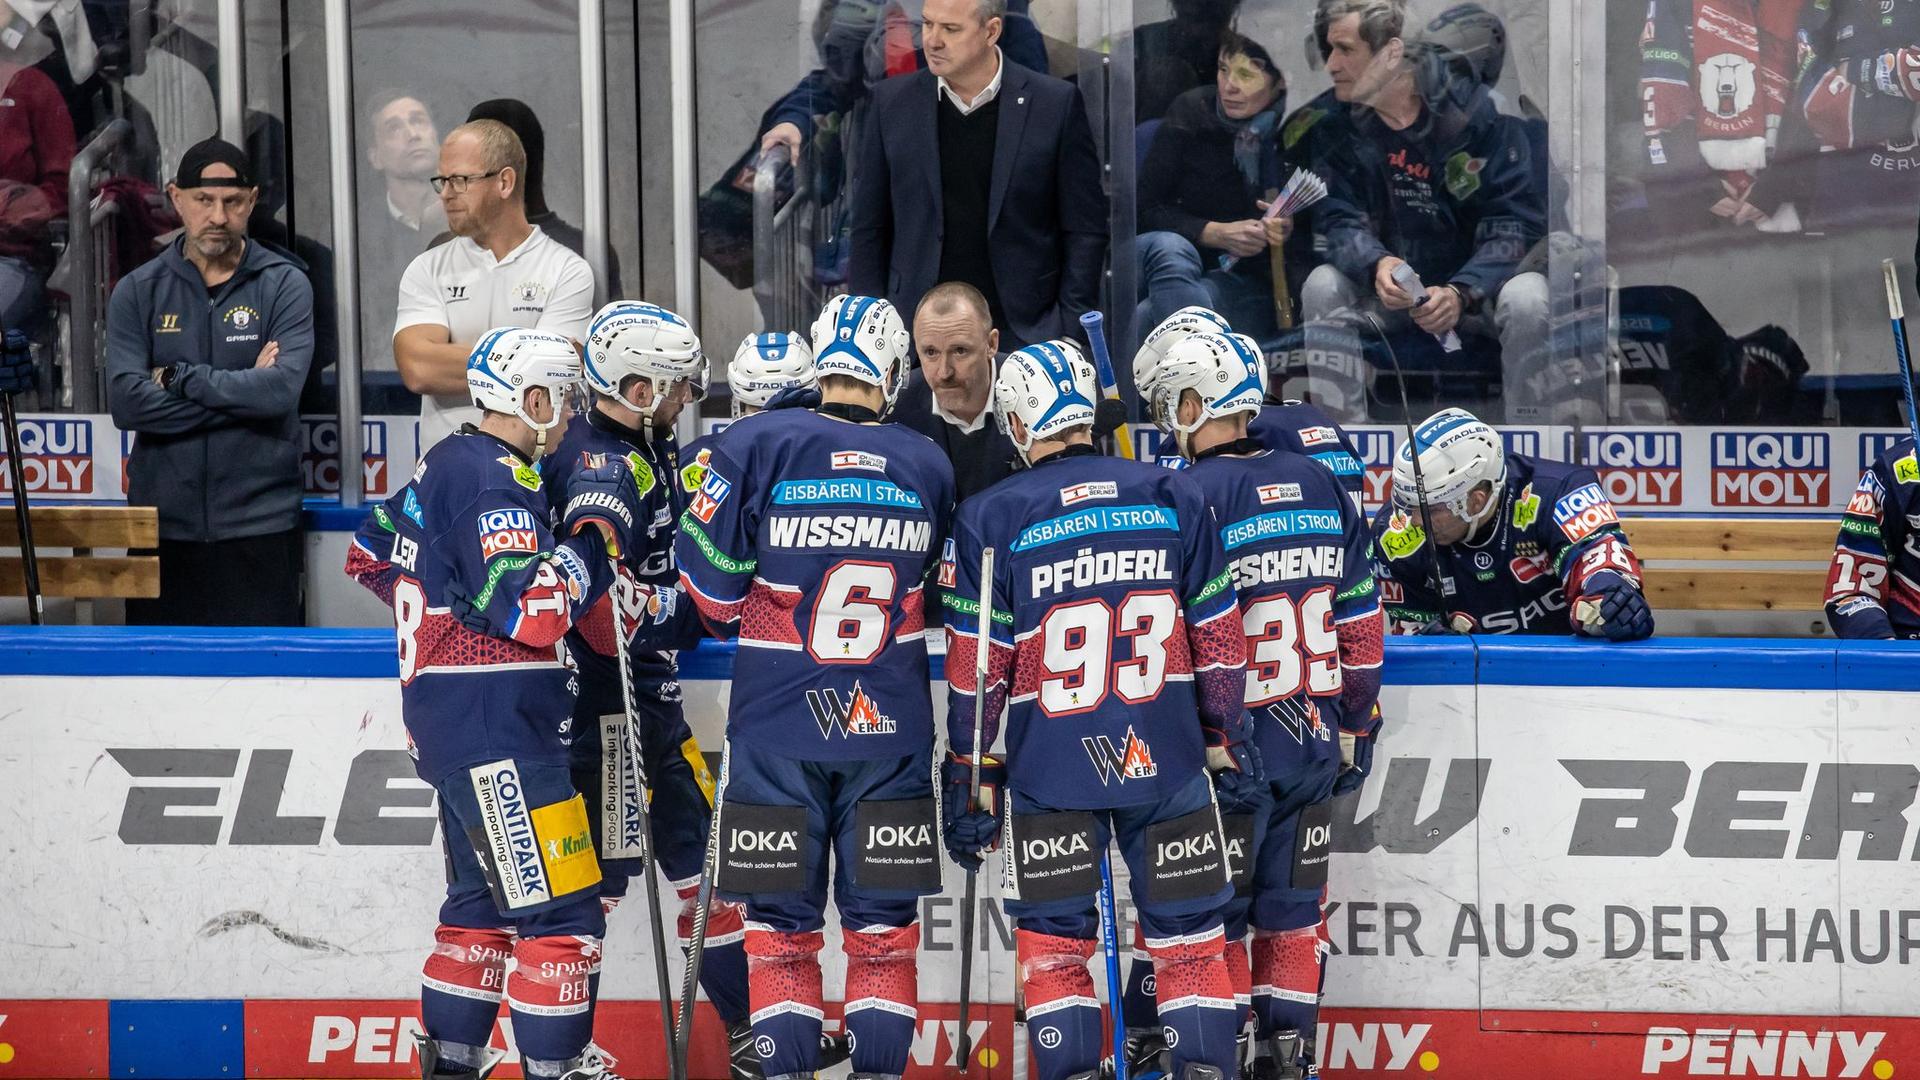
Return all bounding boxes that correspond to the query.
[1,414,1910,518]
[0,634,1915,1079]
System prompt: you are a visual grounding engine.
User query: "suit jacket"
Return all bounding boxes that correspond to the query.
[851,61,1109,350]
[890,368,1018,504]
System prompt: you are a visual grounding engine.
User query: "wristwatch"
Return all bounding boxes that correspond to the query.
[152,364,180,392]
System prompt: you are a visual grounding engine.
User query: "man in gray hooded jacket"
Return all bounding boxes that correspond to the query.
[107,137,315,626]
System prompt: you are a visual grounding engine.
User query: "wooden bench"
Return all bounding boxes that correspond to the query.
[0,505,160,602]
[1622,518,1834,612]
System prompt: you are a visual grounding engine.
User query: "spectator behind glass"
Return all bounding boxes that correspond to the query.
[1134,0,1242,122]
[1136,32,1293,341]
[851,0,1108,350]
[106,138,316,627]
[394,120,593,450]
[1300,0,1547,422]
[890,281,1016,502]
[430,98,623,299]
[0,58,72,335]
[358,88,444,372]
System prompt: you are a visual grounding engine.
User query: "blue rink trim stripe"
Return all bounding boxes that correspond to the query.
[0,629,1911,690]
[109,999,244,1079]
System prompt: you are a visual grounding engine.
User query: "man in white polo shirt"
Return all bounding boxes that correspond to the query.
[394,118,594,449]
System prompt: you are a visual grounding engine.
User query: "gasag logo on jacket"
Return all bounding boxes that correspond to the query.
[0,417,94,495]
[1570,430,1682,507]
[1711,433,1829,507]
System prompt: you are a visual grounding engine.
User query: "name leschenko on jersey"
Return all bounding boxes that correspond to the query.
[766,514,932,552]
[1030,547,1172,598]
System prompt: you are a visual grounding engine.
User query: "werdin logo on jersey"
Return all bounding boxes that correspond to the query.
[1060,480,1119,506]
[1712,433,1830,507]
[768,513,932,552]
[831,450,888,472]
[470,760,549,908]
[1570,430,1683,507]
[1030,546,1171,597]
[807,683,896,738]
[1083,726,1158,785]
[1257,482,1303,504]
[477,507,539,559]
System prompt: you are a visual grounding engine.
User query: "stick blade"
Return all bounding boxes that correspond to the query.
[1885,259,1905,320]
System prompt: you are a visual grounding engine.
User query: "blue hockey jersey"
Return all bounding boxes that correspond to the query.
[1369,453,1643,636]
[673,407,955,760]
[346,427,613,783]
[1826,437,1920,639]
[546,409,706,710]
[1184,443,1383,796]
[942,446,1249,809]
[1248,401,1367,510]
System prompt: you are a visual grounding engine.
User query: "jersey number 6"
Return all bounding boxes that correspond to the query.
[808,560,901,663]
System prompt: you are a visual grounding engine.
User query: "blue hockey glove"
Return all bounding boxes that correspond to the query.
[766,383,822,411]
[1572,570,1655,642]
[0,329,31,395]
[1206,712,1267,810]
[1333,702,1384,797]
[563,453,642,559]
[940,752,1006,870]
[441,575,496,636]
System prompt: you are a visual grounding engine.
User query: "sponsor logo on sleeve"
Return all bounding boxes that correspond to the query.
[938,537,957,589]
[689,470,732,524]
[1297,425,1339,448]
[1551,482,1620,543]
[477,507,540,559]
[1257,482,1303,504]
[1711,433,1830,507]
[1569,430,1683,507]
[0,418,94,495]
[401,487,425,527]
[1897,454,1920,487]
[496,454,542,493]
[831,450,889,472]
[1060,480,1120,506]
[680,446,712,493]
[1379,509,1427,560]
[1379,578,1405,605]
[1510,483,1540,529]
[1846,477,1883,519]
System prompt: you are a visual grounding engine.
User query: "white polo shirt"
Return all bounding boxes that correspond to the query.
[394,225,595,450]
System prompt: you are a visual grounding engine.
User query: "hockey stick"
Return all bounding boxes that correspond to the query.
[1098,847,1128,1080]
[1881,260,1920,451]
[1079,311,1139,461]
[1361,313,1451,624]
[956,545,996,1075]
[610,569,686,1080]
[675,731,726,1077]
[1,391,41,624]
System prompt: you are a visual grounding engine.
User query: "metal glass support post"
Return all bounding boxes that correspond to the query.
[579,0,610,309]
[669,0,700,445]
[324,0,363,507]
[217,0,245,147]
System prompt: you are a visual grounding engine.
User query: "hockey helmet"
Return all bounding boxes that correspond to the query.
[1391,407,1507,532]
[466,326,583,442]
[1133,305,1234,406]
[727,332,817,417]
[810,294,912,413]
[994,340,1098,460]
[1150,332,1267,456]
[584,300,708,427]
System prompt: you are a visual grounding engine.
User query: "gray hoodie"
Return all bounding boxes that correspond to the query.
[107,236,316,542]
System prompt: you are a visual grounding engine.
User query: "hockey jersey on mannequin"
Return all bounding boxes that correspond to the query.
[1370,452,1645,635]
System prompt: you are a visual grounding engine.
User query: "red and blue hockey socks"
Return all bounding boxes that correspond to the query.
[420,924,511,1067]
[842,921,921,1077]
[745,925,827,1079]
[1146,923,1241,1078]
[1017,929,1101,1080]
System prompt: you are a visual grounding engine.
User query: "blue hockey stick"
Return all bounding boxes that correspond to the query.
[1882,261,1920,452]
[1098,846,1128,1080]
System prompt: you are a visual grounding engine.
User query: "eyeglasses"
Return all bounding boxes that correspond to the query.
[428,169,502,194]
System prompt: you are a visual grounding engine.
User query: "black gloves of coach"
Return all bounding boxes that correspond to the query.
[940,752,1006,870]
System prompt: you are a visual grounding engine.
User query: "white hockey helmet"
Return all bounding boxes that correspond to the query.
[584,301,708,425]
[467,326,583,438]
[1150,331,1267,456]
[1133,305,1234,405]
[810,294,912,412]
[994,340,1098,460]
[728,332,817,416]
[1391,407,1507,532]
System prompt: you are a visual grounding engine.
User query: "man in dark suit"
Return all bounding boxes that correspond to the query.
[851,0,1109,351]
[892,282,1019,502]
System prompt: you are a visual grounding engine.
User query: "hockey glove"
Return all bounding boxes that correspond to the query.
[0,329,31,395]
[1572,569,1655,642]
[441,575,496,636]
[1333,702,1384,797]
[563,454,642,559]
[765,383,822,411]
[940,752,1006,871]
[1205,711,1266,810]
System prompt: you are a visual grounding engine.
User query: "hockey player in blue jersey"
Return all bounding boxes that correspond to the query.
[1370,408,1653,640]
[677,332,817,501]
[1133,306,1366,510]
[345,327,646,1080]
[1147,331,1384,1080]
[1825,436,1920,639]
[673,294,955,1080]
[940,340,1265,1080]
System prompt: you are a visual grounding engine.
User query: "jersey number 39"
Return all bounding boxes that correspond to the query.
[1243,585,1338,704]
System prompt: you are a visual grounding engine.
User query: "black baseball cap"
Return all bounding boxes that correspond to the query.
[174,138,255,189]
